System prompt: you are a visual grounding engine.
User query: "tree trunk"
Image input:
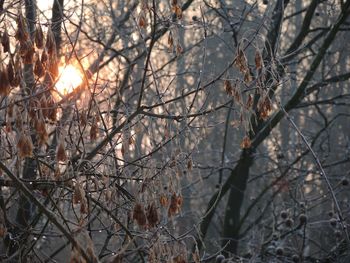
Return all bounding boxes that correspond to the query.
[222,149,254,255]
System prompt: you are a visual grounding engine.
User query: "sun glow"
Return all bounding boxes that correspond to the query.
[55,65,83,95]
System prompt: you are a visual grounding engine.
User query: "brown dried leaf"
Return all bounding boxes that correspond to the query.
[1,29,10,53]
[159,194,168,207]
[246,94,253,109]
[0,65,10,96]
[46,95,57,122]
[244,71,252,83]
[240,135,251,149]
[15,12,29,43]
[168,193,183,217]
[173,5,182,19]
[90,118,98,141]
[235,48,248,73]
[187,159,193,171]
[224,80,233,95]
[146,202,159,228]
[17,133,33,158]
[35,117,48,145]
[73,181,83,204]
[138,14,146,28]
[20,40,35,64]
[46,27,56,56]
[35,24,44,49]
[255,50,263,70]
[56,140,67,162]
[34,56,45,78]
[168,33,174,49]
[133,203,147,227]
[176,43,183,55]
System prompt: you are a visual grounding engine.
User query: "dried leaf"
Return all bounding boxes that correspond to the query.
[240,135,251,149]
[0,65,10,96]
[15,12,29,43]
[34,56,45,78]
[1,29,10,53]
[35,117,48,145]
[176,43,183,55]
[255,50,263,70]
[73,181,84,204]
[224,80,233,95]
[90,118,98,141]
[46,27,56,56]
[235,48,248,73]
[168,193,183,217]
[168,33,174,49]
[159,194,168,207]
[17,133,33,158]
[35,24,44,49]
[187,159,193,171]
[138,14,146,28]
[246,94,253,109]
[20,40,35,64]
[173,5,182,19]
[133,203,147,227]
[146,202,159,228]
[56,140,67,162]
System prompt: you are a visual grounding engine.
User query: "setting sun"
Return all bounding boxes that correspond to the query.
[55,65,83,95]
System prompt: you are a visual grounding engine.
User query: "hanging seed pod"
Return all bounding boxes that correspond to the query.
[244,71,252,83]
[7,61,14,86]
[40,96,48,119]
[246,94,253,109]
[46,95,57,122]
[173,4,182,19]
[47,55,58,78]
[159,194,168,207]
[90,117,98,141]
[34,23,44,49]
[168,193,183,217]
[45,27,56,56]
[56,139,67,162]
[41,49,48,66]
[28,98,37,119]
[15,107,23,131]
[224,80,233,95]
[7,102,14,119]
[235,48,248,73]
[146,202,159,228]
[80,198,88,214]
[168,32,174,50]
[35,117,48,146]
[255,50,263,70]
[73,181,83,204]
[0,64,10,96]
[15,12,29,43]
[11,54,21,87]
[80,110,87,126]
[176,42,183,55]
[34,56,45,78]
[187,158,193,171]
[138,14,146,28]
[20,40,35,64]
[133,203,147,227]
[240,135,251,149]
[1,28,10,53]
[17,133,33,158]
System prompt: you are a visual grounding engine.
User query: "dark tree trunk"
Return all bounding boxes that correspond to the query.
[222,150,254,255]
